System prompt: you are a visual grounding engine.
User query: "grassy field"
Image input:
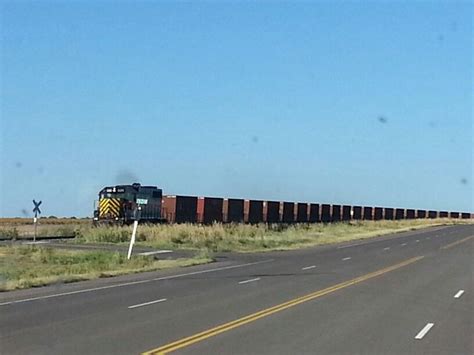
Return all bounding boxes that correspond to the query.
[0,245,211,291]
[74,218,472,252]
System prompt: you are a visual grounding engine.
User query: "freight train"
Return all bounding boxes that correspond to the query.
[93,183,472,224]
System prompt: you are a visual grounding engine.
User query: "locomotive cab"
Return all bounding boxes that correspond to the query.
[94,183,163,224]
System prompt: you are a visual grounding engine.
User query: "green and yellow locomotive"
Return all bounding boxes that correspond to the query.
[94,183,163,224]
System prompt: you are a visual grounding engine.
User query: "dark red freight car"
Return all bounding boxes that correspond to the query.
[342,205,352,221]
[406,209,415,219]
[282,202,295,223]
[309,204,320,222]
[331,205,341,222]
[162,195,198,223]
[266,201,280,223]
[297,203,308,223]
[395,208,405,220]
[197,197,223,224]
[363,207,373,220]
[321,204,331,223]
[384,208,394,220]
[246,200,264,224]
[428,210,438,219]
[374,207,383,220]
[352,206,362,220]
[225,198,245,223]
[416,210,426,219]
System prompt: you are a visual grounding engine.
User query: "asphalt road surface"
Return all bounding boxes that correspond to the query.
[1,224,472,355]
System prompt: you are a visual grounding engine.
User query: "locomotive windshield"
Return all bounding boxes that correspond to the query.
[100,187,142,202]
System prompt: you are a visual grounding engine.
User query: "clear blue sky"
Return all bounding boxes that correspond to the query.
[1,1,472,217]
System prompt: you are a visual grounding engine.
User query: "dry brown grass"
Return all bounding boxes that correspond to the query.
[0,217,90,226]
[75,218,473,252]
[0,218,89,238]
[2,217,472,252]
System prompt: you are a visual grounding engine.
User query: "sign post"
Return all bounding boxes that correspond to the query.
[32,200,42,242]
[127,205,141,260]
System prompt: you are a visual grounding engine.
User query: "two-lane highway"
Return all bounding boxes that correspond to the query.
[0,224,472,354]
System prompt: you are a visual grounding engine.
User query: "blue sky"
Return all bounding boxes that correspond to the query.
[1,1,472,217]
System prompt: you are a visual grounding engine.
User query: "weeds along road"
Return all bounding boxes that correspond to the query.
[0,224,472,355]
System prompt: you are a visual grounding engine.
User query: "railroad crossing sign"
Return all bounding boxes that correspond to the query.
[32,200,42,242]
[33,200,42,216]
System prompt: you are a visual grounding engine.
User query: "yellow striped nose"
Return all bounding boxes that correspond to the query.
[98,198,121,218]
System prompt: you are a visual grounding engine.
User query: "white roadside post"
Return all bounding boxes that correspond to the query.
[33,216,37,242]
[127,206,141,260]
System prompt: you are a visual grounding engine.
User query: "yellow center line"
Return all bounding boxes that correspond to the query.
[440,235,474,250]
[143,255,424,355]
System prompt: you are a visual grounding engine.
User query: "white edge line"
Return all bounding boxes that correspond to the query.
[128,298,167,309]
[335,227,448,249]
[238,277,261,284]
[415,323,434,339]
[0,259,274,306]
[454,290,465,299]
[337,243,361,249]
[342,257,351,261]
[302,265,316,270]
[138,250,173,256]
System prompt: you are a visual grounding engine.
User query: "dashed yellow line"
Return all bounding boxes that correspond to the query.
[143,255,424,355]
[440,235,474,250]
